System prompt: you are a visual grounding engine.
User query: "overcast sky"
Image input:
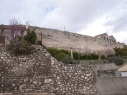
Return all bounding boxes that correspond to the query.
[0,0,127,44]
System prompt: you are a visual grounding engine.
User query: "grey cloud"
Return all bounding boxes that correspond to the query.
[0,0,127,34]
[48,0,124,32]
[104,2,127,33]
[104,5,127,32]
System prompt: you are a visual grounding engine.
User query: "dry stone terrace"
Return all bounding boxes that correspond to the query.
[0,46,98,95]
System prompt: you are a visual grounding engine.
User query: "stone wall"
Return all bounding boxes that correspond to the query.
[96,77,127,94]
[0,25,125,55]
[33,27,124,55]
[91,63,121,78]
[0,46,98,95]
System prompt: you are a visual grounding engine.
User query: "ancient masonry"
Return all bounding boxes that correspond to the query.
[0,46,98,95]
[0,25,125,54]
[34,27,124,55]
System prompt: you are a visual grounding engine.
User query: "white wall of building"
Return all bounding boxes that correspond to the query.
[121,72,127,76]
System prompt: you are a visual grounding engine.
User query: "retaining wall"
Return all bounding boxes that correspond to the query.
[96,77,127,95]
[0,47,98,95]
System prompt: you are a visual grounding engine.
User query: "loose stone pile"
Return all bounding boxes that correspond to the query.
[0,46,98,95]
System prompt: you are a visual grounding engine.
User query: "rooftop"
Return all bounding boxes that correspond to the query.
[118,64,127,72]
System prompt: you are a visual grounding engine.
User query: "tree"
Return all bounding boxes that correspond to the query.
[114,45,127,57]
[6,35,34,55]
[9,18,25,38]
[24,28,37,44]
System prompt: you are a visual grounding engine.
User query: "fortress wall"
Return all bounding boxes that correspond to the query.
[0,25,124,55]
[33,27,124,55]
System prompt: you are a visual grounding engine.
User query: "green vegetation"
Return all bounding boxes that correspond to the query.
[6,28,38,55]
[47,48,101,61]
[47,47,127,65]
[47,48,81,64]
[73,52,81,60]
[47,48,107,64]
[111,45,127,65]
[6,35,34,55]
[24,28,37,44]
[114,45,127,57]
[47,48,71,61]
[107,56,124,66]
[100,55,106,59]
[82,53,99,60]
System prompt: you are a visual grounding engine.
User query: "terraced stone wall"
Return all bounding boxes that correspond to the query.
[0,46,98,95]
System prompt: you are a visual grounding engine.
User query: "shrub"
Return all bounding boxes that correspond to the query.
[56,52,71,61]
[80,54,88,60]
[86,53,99,60]
[73,52,81,60]
[37,40,42,46]
[100,55,106,59]
[24,28,37,44]
[107,54,114,57]
[107,56,124,66]
[6,36,34,55]
[47,48,60,57]
[60,49,70,55]
[47,48,72,61]
[80,53,99,60]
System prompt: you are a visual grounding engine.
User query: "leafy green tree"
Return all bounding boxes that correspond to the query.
[123,45,127,57]
[114,45,127,57]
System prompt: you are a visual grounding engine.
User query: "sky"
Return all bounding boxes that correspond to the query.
[0,0,127,44]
